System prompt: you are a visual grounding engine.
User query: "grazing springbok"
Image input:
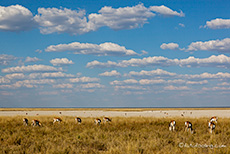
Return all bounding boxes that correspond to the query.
[31,119,41,127]
[103,117,111,123]
[75,117,82,124]
[53,117,62,124]
[185,121,194,134]
[208,121,216,133]
[94,118,101,125]
[169,120,176,131]
[23,118,28,126]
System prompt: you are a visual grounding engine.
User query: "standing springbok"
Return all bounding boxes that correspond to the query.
[169,120,176,131]
[208,116,217,133]
[31,119,41,127]
[103,117,111,123]
[210,116,218,124]
[53,117,62,124]
[208,121,216,133]
[75,117,82,124]
[94,118,101,125]
[185,121,194,134]
[23,118,28,126]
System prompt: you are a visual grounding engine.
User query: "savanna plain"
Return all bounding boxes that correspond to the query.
[0,109,229,154]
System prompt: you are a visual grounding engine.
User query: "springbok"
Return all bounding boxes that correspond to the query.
[103,117,111,123]
[23,118,28,126]
[53,117,62,124]
[208,121,216,133]
[94,118,101,125]
[75,117,82,124]
[210,116,218,124]
[169,120,176,131]
[31,119,41,127]
[185,121,194,134]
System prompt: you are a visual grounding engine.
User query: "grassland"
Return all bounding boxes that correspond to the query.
[0,116,229,154]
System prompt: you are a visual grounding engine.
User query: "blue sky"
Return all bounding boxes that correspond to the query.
[1,0,230,107]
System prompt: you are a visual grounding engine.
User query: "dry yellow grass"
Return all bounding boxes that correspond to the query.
[0,116,229,154]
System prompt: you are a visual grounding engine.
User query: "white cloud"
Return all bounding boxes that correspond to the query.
[164,85,189,90]
[185,72,230,79]
[50,58,74,66]
[88,4,155,31]
[87,54,230,68]
[0,4,184,34]
[80,83,104,89]
[110,79,138,85]
[17,79,55,85]
[179,23,185,27]
[5,73,25,79]
[34,7,88,35]
[202,87,230,91]
[160,43,179,50]
[46,42,137,56]
[127,69,176,78]
[53,83,73,89]
[187,38,230,53]
[204,18,230,29]
[218,82,230,86]
[114,85,146,91]
[69,76,100,83]
[179,54,230,68]
[139,79,166,85]
[149,5,184,17]
[186,80,208,85]
[99,70,121,77]
[29,72,75,79]
[0,5,35,31]
[2,64,62,73]
[25,57,41,63]
[0,54,17,65]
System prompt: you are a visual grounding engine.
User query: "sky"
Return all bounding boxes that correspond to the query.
[1,0,230,107]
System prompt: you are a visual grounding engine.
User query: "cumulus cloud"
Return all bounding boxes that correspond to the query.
[4,73,25,79]
[34,7,88,35]
[29,72,75,79]
[25,57,41,63]
[80,83,104,89]
[160,43,180,50]
[204,18,230,29]
[2,64,62,73]
[187,38,230,53]
[0,4,184,34]
[202,87,230,91]
[0,54,17,65]
[164,85,189,90]
[87,54,230,68]
[110,79,138,85]
[186,80,208,85]
[149,5,184,17]
[179,23,185,27]
[46,42,137,56]
[88,3,155,31]
[0,5,36,31]
[185,72,230,79]
[69,76,100,83]
[139,79,166,85]
[99,70,121,77]
[17,79,55,85]
[127,69,176,78]
[50,58,74,66]
[53,83,73,89]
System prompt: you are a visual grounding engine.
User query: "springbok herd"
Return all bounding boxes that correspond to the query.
[23,116,218,134]
[23,117,112,127]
